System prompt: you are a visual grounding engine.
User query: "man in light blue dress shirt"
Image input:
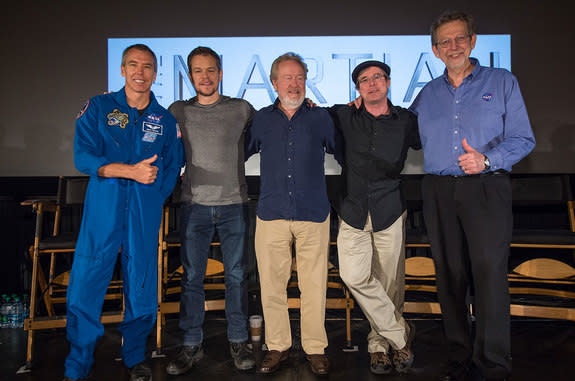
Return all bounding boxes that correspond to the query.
[410,11,535,381]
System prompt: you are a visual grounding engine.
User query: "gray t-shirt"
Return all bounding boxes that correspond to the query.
[169,96,255,205]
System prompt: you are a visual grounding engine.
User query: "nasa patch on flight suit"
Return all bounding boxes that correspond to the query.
[107,109,130,128]
[143,122,163,136]
[76,100,90,120]
[142,132,158,143]
[145,114,164,124]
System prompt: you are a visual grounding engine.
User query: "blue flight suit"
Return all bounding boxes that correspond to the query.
[64,88,184,380]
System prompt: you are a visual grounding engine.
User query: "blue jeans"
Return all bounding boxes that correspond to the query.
[179,203,249,345]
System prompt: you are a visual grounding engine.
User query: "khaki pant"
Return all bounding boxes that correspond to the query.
[337,212,409,353]
[255,216,330,354]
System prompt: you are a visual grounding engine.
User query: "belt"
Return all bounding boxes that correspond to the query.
[428,170,509,179]
[452,169,508,178]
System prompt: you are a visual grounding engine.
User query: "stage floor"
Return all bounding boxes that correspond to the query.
[1,316,574,381]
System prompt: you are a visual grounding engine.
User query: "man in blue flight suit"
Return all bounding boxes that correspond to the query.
[63,44,184,381]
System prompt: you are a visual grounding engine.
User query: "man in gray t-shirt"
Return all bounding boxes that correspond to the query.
[165,47,256,376]
[170,95,252,206]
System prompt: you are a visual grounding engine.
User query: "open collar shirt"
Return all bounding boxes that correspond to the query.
[409,58,535,175]
[329,101,421,231]
[246,99,342,222]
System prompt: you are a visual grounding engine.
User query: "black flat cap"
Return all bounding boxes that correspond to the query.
[352,60,391,85]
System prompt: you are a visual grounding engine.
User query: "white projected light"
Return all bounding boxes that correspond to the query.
[108,35,511,174]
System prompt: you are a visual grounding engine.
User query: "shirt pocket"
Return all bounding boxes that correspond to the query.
[477,97,505,132]
[373,123,408,165]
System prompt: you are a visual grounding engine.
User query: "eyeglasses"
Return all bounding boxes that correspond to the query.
[279,75,306,83]
[435,35,471,49]
[358,73,389,86]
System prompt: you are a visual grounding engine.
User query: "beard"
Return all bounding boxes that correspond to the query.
[194,86,218,97]
[445,51,470,71]
[192,78,218,98]
[278,94,304,110]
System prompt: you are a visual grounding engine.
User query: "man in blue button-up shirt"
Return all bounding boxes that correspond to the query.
[246,52,340,376]
[410,11,535,381]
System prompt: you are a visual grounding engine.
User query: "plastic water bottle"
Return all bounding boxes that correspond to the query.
[13,295,24,328]
[0,294,8,328]
[11,294,24,328]
[6,294,21,328]
[5,296,14,328]
[5,297,15,328]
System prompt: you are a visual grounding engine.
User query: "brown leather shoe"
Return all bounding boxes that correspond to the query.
[257,350,289,374]
[306,354,329,375]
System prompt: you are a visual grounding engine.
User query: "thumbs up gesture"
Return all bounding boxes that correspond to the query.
[132,154,159,184]
[458,138,486,175]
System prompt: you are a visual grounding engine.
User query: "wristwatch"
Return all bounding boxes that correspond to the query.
[483,155,491,171]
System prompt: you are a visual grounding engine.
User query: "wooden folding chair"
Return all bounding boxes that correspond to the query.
[21,176,124,369]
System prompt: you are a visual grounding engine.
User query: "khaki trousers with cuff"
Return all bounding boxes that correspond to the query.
[337,212,410,353]
[255,215,330,355]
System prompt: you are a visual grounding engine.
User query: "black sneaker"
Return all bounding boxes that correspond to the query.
[230,341,255,370]
[166,344,204,375]
[370,352,393,374]
[129,362,152,381]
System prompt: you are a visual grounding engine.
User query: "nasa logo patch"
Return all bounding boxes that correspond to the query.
[146,114,164,124]
[482,93,493,101]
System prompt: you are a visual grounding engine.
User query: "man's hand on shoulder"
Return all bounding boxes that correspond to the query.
[348,96,362,109]
[305,98,318,108]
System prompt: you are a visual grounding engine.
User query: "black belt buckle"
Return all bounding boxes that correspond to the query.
[481,169,508,177]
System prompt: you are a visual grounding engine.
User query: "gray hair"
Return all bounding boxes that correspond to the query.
[269,52,308,82]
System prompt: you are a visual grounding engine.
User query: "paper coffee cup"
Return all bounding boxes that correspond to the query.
[249,315,263,341]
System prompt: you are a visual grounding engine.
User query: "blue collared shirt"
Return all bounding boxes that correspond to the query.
[245,99,341,222]
[409,58,535,175]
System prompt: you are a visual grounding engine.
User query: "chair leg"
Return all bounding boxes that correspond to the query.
[342,288,358,352]
[48,252,56,299]
[345,289,351,346]
[26,239,41,366]
[25,326,34,368]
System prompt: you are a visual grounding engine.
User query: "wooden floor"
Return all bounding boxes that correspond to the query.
[1,316,574,381]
